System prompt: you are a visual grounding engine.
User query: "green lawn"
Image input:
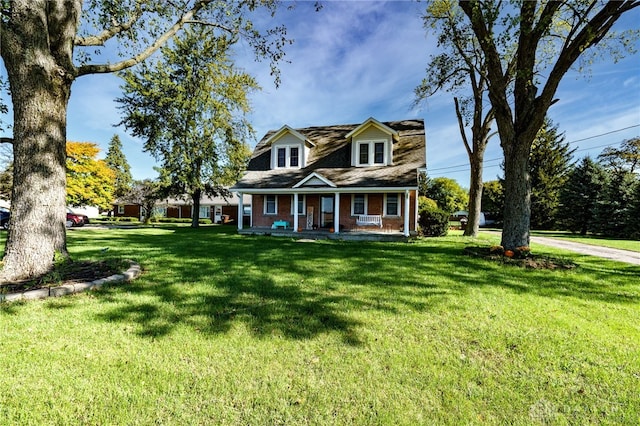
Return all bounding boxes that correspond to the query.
[1,226,639,424]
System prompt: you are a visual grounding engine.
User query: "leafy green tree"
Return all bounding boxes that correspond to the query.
[423,177,469,215]
[0,1,289,280]
[598,137,640,174]
[481,179,504,224]
[558,157,608,235]
[529,119,575,230]
[105,135,133,200]
[415,0,496,237]
[117,27,256,228]
[66,142,115,210]
[458,1,638,251]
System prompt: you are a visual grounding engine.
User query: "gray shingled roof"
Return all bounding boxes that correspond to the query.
[233,119,426,190]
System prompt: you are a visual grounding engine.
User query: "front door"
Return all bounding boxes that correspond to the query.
[321,195,334,228]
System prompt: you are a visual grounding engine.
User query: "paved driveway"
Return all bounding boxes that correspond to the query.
[529,236,640,265]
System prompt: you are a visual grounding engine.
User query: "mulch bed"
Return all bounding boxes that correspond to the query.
[0,260,124,294]
[464,246,577,270]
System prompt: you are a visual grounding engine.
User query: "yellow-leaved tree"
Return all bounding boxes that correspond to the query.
[66,142,115,211]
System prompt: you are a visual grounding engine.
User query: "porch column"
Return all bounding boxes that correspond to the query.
[403,190,410,237]
[237,192,244,231]
[334,192,340,234]
[293,193,299,232]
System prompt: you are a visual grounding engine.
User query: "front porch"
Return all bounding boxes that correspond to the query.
[237,226,414,242]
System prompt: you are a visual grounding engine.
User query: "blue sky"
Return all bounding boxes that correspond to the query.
[1,1,639,187]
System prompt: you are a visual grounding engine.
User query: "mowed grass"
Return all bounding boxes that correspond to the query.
[1,226,639,424]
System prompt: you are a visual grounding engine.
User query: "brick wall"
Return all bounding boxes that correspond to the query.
[250,191,417,232]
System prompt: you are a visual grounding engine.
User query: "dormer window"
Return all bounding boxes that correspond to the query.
[273,144,302,169]
[356,140,387,166]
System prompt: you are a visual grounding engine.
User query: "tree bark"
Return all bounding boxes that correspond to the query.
[191,188,202,228]
[1,0,79,280]
[500,138,532,249]
[464,153,484,237]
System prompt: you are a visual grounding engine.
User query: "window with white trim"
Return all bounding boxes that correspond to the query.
[117,205,124,214]
[356,140,387,166]
[384,193,400,216]
[273,144,303,169]
[291,195,306,215]
[264,195,277,215]
[352,194,367,215]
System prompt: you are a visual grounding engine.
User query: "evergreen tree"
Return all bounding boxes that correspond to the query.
[105,135,133,199]
[594,169,637,237]
[626,180,640,240]
[529,119,575,230]
[558,157,607,235]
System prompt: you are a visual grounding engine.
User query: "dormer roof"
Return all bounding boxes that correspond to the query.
[345,117,399,142]
[265,124,315,147]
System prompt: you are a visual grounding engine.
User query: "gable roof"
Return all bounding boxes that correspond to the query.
[345,117,399,142]
[265,124,315,147]
[233,119,426,191]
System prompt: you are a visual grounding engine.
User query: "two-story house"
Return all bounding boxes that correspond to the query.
[231,117,426,237]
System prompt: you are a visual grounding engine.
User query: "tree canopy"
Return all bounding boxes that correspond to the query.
[117,26,256,227]
[66,142,115,210]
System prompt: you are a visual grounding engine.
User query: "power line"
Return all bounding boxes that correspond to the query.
[428,124,639,173]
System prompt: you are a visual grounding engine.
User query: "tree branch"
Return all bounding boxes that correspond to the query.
[76,0,212,76]
[74,7,144,46]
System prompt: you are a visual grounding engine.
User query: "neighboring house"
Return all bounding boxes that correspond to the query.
[113,193,251,225]
[231,117,426,237]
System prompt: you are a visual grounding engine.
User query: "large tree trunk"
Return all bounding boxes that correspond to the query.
[1,0,79,281]
[500,138,532,250]
[2,65,71,281]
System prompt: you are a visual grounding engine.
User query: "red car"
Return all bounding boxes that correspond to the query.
[66,209,89,228]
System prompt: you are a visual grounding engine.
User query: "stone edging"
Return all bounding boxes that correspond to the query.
[0,261,141,303]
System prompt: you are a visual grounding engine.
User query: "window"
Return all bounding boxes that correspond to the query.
[277,148,286,168]
[264,195,277,214]
[374,142,385,164]
[117,205,124,214]
[359,143,369,164]
[385,194,399,216]
[352,194,366,215]
[273,144,303,169]
[356,140,387,166]
[199,206,210,219]
[290,147,299,167]
[291,195,305,215]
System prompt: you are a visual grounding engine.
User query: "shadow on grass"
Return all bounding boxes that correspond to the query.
[37,226,640,342]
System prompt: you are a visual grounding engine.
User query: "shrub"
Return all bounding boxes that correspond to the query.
[417,196,449,237]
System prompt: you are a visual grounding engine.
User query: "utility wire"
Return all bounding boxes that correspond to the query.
[428,124,639,173]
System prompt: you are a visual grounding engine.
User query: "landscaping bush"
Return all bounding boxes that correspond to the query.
[417,196,449,237]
